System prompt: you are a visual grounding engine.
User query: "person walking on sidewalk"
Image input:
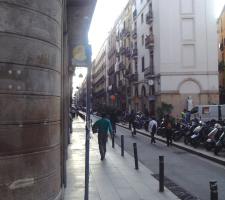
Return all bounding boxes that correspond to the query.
[149,116,157,144]
[92,113,113,160]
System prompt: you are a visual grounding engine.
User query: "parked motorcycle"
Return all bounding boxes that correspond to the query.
[214,131,225,155]
[184,119,199,145]
[205,123,223,151]
[173,122,190,141]
[190,121,211,148]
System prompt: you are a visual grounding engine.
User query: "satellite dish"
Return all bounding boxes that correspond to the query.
[148,79,154,86]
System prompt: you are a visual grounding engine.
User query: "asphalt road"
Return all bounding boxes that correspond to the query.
[92,116,225,200]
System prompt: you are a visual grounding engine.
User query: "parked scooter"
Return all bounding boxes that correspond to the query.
[173,122,190,141]
[184,118,199,145]
[214,131,225,155]
[190,121,211,148]
[205,123,223,151]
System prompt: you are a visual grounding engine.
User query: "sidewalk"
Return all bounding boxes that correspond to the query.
[64,117,179,200]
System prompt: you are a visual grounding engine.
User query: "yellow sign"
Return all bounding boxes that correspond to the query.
[72,44,91,67]
[73,45,87,62]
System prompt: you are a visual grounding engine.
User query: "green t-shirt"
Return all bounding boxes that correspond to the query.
[93,118,112,135]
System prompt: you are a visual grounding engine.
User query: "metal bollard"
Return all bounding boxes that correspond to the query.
[112,133,115,148]
[121,135,124,156]
[133,143,139,170]
[210,181,218,200]
[159,156,164,192]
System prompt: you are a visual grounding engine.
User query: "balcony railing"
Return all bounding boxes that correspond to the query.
[131,48,138,58]
[145,34,154,49]
[129,73,138,82]
[125,48,131,57]
[119,61,126,70]
[144,65,154,78]
[119,47,126,55]
[146,11,153,24]
[133,9,137,20]
[132,29,137,39]
[107,65,115,75]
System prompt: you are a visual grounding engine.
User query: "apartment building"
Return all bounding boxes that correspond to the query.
[92,42,107,109]
[218,5,225,104]
[106,26,117,106]
[93,0,218,117]
[113,1,134,111]
[143,0,218,116]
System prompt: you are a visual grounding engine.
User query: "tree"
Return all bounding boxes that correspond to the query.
[156,102,173,120]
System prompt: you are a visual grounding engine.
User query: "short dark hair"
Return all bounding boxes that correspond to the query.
[101,112,106,118]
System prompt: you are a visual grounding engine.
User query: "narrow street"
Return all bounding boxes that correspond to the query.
[92,116,225,200]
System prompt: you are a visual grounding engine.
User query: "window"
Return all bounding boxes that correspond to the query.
[142,34,144,46]
[135,59,138,73]
[141,13,144,23]
[142,56,145,72]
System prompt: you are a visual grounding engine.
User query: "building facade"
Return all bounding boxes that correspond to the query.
[92,42,107,110]
[151,0,219,116]
[0,0,96,199]
[218,5,225,104]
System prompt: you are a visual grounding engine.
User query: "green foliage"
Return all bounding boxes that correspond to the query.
[156,102,173,120]
[219,60,225,72]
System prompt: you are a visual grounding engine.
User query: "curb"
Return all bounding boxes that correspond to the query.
[117,123,225,167]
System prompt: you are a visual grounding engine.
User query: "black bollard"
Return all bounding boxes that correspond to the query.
[159,156,164,192]
[112,134,115,148]
[210,181,218,200]
[121,135,124,156]
[133,143,139,170]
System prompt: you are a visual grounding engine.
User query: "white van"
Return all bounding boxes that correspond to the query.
[190,105,225,122]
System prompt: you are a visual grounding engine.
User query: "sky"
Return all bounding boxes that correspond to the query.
[73,0,129,94]
[73,0,225,95]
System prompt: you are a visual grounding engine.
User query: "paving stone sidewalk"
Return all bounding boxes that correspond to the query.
[64,117,180,200]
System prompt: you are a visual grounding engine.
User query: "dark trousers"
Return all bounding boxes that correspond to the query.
[151,132,156,143]
[98,133,108,159]
[166,129,173,146]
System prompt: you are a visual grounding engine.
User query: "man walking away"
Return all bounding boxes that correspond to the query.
[149,116,157,144]
[164,114,173,146]
[92,113,113,160]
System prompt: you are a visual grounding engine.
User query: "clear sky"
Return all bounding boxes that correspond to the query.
[73,0,225,95]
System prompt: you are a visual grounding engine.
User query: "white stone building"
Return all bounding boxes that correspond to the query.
[136,0,219,116]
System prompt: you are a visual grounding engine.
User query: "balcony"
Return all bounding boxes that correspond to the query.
[131,48,138,59]
[107,65,115,75]
[125,48,131,57]
[132,29,137,39]
[133,9,137,20]
[121,28,130,38]
[145,34,154,49]
[128,73,138,82]
[119,47,126,55]
[146,11,153,24]
[118,79,125,87]
[119,61,126,70]
[144,65,154,79]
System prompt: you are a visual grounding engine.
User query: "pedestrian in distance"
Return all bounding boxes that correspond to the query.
[149,116,157,144]
[92,113,113,160]
[129,110,136,136]
[109,110,117,136]
[164,114,173,146]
